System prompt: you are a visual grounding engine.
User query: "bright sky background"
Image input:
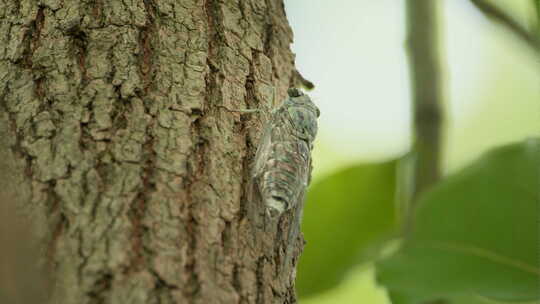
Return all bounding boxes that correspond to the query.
[284,0,539,302]
[286,0,411,162]
[285,0,540,178]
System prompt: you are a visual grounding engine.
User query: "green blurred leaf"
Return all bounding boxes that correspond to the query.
[301,264,391,304]
[377,139,540,303]
[387,291,540,304]
[447,294,540,304]
[536,0,540,22]
[388,290,430,304]
[389,292,538,304]
[536,0,540,34]
[298,161,398,297]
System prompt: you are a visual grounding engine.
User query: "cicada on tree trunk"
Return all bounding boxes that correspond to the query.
[252,88,319,217]
[248,88,320,267]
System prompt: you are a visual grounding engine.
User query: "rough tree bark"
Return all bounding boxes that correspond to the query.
[0,1,306,303]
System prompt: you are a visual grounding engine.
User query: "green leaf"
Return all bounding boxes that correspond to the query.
[297,161,398,297]
[447,294,540,304]
[300,264,392,304]
[390,291,540,304]
[377,139,540,303]
[388,290,430,304]
[535,0,540,23]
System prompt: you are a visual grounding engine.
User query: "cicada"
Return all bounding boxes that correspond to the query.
[251,88,320,219]
[243,88,319,268]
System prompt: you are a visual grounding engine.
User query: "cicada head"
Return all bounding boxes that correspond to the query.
[284,89,320,143]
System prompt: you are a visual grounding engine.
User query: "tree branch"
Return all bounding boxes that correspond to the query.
[470,0,540,55]
[406,0,444,203]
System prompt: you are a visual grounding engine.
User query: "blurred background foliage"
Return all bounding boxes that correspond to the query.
[377,140,539,303]
[285,0,539,303]
[297,161,398,297]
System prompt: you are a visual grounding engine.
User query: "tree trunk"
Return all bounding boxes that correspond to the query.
[0,1,303,303]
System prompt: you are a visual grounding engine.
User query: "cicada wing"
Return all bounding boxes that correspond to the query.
[245,175,265,230]
[281,186,307,270]
[252,110,293,208]
[251,113,275,179]
[281,155,313,269]
[247,112,277,230]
